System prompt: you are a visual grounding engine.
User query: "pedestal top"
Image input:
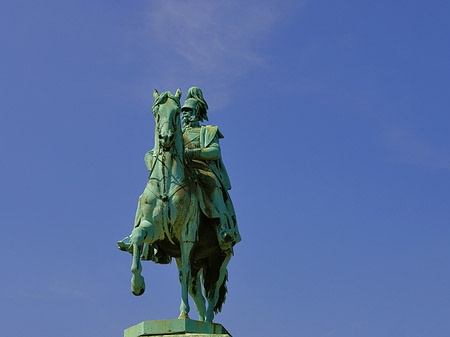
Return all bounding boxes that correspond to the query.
[124,318,232,337]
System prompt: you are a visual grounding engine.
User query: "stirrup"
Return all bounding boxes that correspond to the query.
[117,236,133,253]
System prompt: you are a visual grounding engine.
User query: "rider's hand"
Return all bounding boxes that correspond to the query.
[185,148,201,159]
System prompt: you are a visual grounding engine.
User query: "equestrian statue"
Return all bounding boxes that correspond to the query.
[118,87,241,322]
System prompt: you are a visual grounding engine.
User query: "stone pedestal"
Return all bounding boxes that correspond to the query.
[124,319,232,337]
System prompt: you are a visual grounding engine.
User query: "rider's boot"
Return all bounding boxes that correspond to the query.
[219,229,235,243]
[218,214,236,246]
[217,228,235,253]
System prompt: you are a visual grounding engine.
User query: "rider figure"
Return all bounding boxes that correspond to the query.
[182,87,241,250]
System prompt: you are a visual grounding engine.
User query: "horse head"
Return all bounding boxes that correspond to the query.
[152,89,182,151]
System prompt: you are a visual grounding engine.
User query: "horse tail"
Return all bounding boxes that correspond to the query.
[214,269,228,314]
[203,257,229,314]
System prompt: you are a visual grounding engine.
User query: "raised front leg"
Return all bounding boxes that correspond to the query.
[130,226,146,296]
[178,241,194,319]
[130,219,161,296]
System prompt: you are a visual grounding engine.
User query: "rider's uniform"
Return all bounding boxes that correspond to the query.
[183,125,241,248]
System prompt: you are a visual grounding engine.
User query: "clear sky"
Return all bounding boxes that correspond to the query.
[1,1,450,336]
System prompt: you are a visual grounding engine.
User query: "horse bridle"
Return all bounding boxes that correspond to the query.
[147,104,187,203]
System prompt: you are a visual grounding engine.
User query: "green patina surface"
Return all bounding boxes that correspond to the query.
[124,318,231,337]
[118,87,241,323]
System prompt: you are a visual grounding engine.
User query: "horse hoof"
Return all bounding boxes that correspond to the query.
[131,275,146,296]
[178,312,189,319]
[132,287,145,296]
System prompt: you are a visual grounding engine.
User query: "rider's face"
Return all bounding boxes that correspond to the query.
[182,108,198,125]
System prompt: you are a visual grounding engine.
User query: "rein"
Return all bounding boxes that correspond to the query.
[147,148,185,201]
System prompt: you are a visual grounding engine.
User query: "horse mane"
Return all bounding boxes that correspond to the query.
[152,91,181,116]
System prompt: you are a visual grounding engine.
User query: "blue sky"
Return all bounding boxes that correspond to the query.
[1,1,450,336]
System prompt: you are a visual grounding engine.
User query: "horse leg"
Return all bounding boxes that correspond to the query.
[176,258,206,321]
[205,253,231,322]
[130,219,161,296]
[130,226,146,296]
[178,241,194,319]
[190,269,206,321]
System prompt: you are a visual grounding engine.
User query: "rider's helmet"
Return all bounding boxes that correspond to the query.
[181,98,199,112]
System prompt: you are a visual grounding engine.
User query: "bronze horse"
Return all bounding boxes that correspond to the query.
[118,89,231,322]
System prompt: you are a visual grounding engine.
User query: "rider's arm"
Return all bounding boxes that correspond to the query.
[186,137,221,160]
[198,140,220,160]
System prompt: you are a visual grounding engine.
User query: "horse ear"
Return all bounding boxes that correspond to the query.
[175,88,182,99]
[153,89,160,100]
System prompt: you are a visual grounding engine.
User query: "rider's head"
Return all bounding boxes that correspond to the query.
[186,87,208,122]
[181,98,200,127]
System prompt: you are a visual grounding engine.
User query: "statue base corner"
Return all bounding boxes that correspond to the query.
[124,318,232,337]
